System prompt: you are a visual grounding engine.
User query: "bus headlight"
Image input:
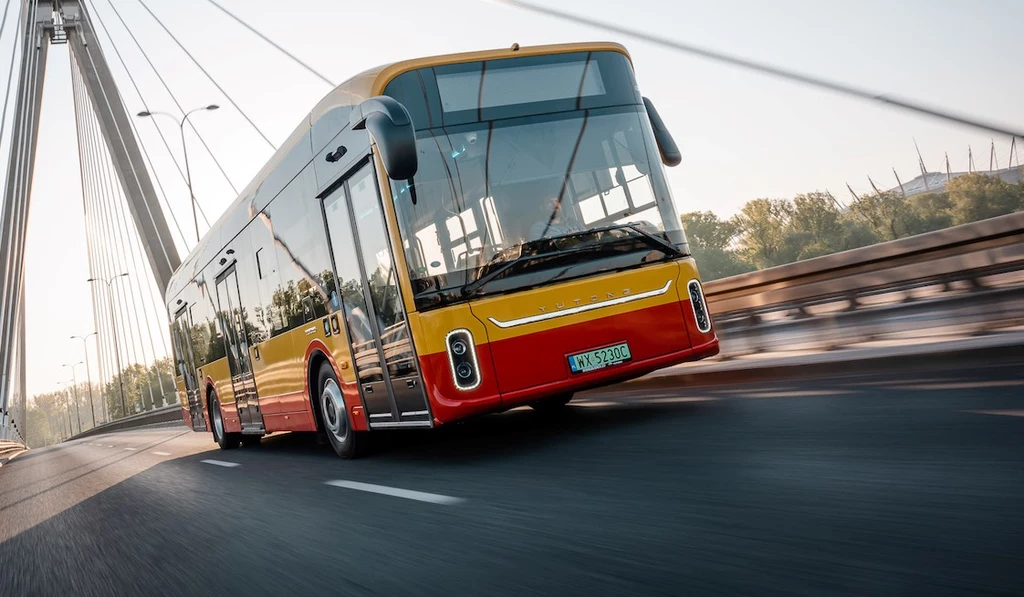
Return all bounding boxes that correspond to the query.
[687,279,712,333]
[446,329,481,391]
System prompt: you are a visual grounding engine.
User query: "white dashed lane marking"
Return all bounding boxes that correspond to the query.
[123,448,137,451]
[201,459,240,468]
[152,451,171,456]
[325,480,465,505]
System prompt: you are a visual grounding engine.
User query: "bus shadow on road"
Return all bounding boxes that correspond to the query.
[251,398,718,464]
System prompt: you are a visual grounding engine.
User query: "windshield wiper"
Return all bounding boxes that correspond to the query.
[459,225,681,298]
[616,223,684,257]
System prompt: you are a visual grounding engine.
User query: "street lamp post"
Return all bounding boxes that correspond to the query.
[71,332,98,427]
[88,273,130,418]
[62,362,84,434]
[136,105,220,243]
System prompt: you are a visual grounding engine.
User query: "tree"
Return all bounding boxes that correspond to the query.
[791,191,845,259]
[945,173,1024,225]
[734,198,795,268]
[679,211,755,280]
[848,190,913,241]
[905,191,953,235]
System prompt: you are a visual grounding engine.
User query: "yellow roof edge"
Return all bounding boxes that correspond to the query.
[370,41,632,96]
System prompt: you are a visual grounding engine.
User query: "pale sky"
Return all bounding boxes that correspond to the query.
[2,0,1022,397]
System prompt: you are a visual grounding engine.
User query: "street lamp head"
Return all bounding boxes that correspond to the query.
[206,104,219,111]
[86,277,97,282]
[137,110,152,117]
[120,272,129,278]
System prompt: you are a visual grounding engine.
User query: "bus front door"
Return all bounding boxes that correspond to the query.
[173,306,205,431]
[321,161,431,427]
[215,266,264,433]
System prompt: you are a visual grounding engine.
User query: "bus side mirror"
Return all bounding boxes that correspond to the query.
[350,96,418,180]
[642,97,681,167]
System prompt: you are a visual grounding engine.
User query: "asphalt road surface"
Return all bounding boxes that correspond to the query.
[2,361,1023,596]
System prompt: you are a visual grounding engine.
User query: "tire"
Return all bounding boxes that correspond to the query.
[530,393,573,413]
[316,361,365,459]
[210,393,239,450]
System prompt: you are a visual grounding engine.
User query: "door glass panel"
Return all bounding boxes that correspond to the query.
[323,188,383,386]
[216,277,240,376]
[347,168,418,381]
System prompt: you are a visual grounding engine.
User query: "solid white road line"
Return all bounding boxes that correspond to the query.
[152,451,172,456]
[324,480,465,505]
[201,459,240,468]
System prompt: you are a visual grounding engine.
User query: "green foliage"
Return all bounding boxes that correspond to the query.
[945,173,1024,224]
[681,173,1024,279]
[734,198,795,268]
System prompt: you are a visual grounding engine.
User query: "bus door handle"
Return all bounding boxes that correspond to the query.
[254,346,260,361]
[363,385,373,393]
[406,379,417,388]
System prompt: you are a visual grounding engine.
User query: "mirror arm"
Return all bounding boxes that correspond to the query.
[350,96,418,180]
[642,97,682,167]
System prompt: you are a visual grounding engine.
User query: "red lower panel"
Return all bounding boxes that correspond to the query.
[180,408,191,429]
[419,344,503,425]
[500,337,719,407]
[221,401,242,434]
[487,301,692,395]
[260,391,317,432]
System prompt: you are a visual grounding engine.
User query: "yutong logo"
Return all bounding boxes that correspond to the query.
[538,289,631,313]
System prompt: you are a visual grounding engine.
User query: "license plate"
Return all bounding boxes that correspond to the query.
[568,342,632,374]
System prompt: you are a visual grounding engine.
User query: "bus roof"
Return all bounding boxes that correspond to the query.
[164,41,630,304]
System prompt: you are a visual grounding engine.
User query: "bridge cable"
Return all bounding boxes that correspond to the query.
[0,0,19,155]
[98,0,239,197]
[70,52,110,421]
[71,57,108,416]
[136,0,278,150]
[81,79,145,415]
[493,0,1024,140]
[201,0,336,87]
[86,93,155,411]
[80,0,191,245]
[86,0,212,233]
[76,25,178,282]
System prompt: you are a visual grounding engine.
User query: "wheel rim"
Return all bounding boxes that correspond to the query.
[321,378,348,444]
[212,398,224,440]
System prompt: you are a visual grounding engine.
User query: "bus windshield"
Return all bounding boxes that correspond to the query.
[385,53,687,310]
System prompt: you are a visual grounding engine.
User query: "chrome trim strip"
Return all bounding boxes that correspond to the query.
[368,413,392,419]
[401,410,429,417]
[687,279,712,333]
[368,421,433,429]
[486,279,674,329]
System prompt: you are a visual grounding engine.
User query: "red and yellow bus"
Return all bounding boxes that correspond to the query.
[165,42,719,458]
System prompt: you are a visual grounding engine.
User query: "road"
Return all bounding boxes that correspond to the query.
[2,361,1023,596]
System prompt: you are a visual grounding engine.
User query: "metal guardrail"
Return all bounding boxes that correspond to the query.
[703,212,1024,355]
[68,405,182,441]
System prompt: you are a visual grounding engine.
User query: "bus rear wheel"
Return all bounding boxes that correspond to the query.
[317,362,365,459]
[530,393,573,413]
[210,394,239,450]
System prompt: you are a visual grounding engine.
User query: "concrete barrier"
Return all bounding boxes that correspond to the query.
[68,405,183,441]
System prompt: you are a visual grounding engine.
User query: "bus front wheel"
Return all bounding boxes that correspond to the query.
[317,362,365,459]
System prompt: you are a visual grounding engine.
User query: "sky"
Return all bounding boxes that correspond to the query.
[1,0,1022,398]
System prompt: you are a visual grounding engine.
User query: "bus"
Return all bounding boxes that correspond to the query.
[165,42,720,458]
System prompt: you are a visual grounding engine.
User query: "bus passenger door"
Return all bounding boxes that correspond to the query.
[320,160,431,427]
[215,266,264,432]
[172,306,205,431]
